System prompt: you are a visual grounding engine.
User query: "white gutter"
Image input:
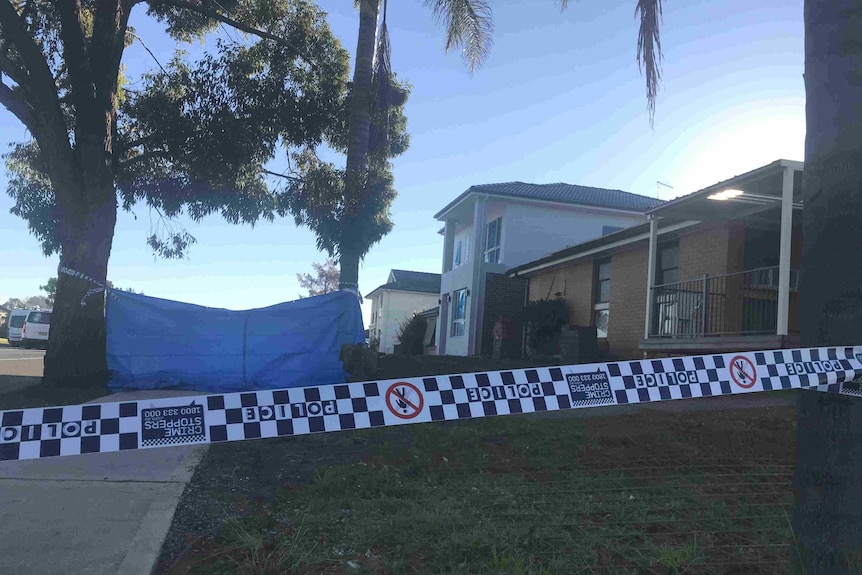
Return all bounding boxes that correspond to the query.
[512,220,701,276]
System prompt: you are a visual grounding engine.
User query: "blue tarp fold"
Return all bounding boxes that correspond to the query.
[106,290,365,392]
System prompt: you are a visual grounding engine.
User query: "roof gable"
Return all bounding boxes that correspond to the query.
[369,270,442,296]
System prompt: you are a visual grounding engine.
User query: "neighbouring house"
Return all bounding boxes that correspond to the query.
[417,306,440,355]
[367,270,442,354]
[508,159,803,360]
[435,181,665,356]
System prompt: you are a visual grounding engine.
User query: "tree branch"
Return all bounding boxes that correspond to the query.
[91,0,133,115]
[0,48,28,89]
[0,80,33,129]
[0,1,62,106]
[0,0,73,169]
[264,168,302,182]
[128,31,166,74]
[55,0,94,109]
[116,148,171,170]
[154,0,320,72]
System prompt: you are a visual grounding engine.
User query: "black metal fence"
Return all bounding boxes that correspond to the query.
[649,266,798,338]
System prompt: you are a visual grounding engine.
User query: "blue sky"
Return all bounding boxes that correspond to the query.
[0,0,804,325]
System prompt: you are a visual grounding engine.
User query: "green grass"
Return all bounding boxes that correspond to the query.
[168,415,793,575]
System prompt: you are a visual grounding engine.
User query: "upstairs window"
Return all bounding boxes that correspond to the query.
[453,236,470,268]
[484,218,502,263]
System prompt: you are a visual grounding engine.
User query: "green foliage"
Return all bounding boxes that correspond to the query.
[282,76,410,261]
[395,312,427,355]
[3,0,350,259]
[39,277,57,306]
[521,298,568,355]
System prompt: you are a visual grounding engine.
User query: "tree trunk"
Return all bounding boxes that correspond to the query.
[43,187,117,389]
[340,0,381,293]
[791,0,862,571]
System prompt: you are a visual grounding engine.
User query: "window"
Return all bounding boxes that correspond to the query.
[484,218,502,263]
[595,260,611,304]
[451,289,467,337]
[594,259,611,338]
[657,242,679,285]
[453,236,469,268]
[602,225,624,236]
[26,311,51,325]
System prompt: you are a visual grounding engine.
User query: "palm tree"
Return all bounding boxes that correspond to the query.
[338,0,494,292]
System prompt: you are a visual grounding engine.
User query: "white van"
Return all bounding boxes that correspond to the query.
[6,309,30,346]
[22,309,52,349]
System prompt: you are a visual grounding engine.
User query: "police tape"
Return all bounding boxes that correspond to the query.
[2,346,862,461]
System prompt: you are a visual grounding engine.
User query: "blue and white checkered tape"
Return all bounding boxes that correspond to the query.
[2,346,861,461]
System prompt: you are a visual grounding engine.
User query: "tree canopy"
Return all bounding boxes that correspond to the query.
[3,0,352,258]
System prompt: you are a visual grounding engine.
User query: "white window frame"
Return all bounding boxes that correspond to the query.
[594,259,611,339]
[484,217,502,263]
[453,239,462,268]
[451,289,467,337]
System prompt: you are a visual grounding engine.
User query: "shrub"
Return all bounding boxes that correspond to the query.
[395,313,427,356]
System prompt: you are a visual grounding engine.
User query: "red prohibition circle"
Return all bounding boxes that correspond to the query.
[385,382,425,419]
[729,355,757,389]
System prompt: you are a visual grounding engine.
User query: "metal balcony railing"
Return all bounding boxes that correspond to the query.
[648,266,798,338]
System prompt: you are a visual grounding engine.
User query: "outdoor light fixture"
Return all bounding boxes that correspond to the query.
[707,189,745,201]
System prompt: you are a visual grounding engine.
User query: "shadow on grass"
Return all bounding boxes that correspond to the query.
[0,374,109,410]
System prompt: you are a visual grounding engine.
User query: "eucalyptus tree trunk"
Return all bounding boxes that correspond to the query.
[44,180,117,389]
[340,0,381,293]
[791,0,862,571]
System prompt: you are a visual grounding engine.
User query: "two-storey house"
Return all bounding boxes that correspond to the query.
[367,270,441,354]
[435,182,664,356]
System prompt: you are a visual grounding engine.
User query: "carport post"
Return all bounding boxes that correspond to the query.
[776,167,793,336]
[644,215,659,339]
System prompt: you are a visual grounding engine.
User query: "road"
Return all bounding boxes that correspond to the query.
[0,345,43,390]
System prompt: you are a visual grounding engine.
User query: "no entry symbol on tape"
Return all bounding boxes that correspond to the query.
[386,382,424,419]
[730,355,757,389]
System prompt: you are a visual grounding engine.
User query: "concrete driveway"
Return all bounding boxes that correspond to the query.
[0,389,208,575]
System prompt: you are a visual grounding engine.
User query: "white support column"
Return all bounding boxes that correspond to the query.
[777,167,794,336]
[644,216,659,339]
[468,196,488,355]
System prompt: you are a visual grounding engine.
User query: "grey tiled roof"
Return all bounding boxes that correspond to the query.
[472,182,664,211]
[368,270,441,296]
[436,181,664,219]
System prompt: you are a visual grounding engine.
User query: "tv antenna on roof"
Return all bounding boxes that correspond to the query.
[656,181,674,199]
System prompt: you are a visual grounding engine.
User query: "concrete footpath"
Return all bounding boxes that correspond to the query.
[0,390,207,575]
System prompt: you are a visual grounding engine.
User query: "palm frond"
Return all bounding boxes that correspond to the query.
[635,0,664,126]
[369,12,393,156]
[424,0,494,72]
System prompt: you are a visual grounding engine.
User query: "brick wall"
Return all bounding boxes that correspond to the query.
[481,273,529,356]
[527,261,594,326]
[606,242,649,359]
[678,222,733,281]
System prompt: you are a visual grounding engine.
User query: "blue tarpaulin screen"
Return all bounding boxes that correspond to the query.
[106,290,365,392]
